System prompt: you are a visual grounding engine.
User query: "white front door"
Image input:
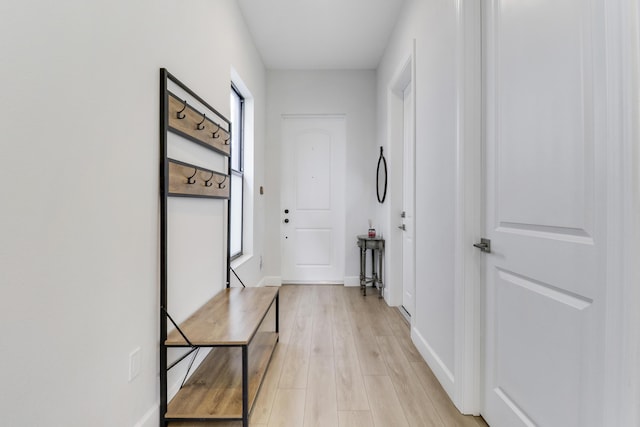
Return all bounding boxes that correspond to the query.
[482,1,606,426]
[402,83,415,316]
[281,115,346,283]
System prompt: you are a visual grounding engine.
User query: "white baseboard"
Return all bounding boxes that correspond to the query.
[134,403,158,427]
[281,280,343,285]
[411,326,456,400]
[261,276,282,286]
[344,276,360,286]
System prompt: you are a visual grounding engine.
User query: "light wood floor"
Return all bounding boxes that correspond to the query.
[172,285,489,427]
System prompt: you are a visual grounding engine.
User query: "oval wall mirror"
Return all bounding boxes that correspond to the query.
[376,146,387,203]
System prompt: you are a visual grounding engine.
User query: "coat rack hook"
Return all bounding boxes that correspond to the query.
[224,135,230,145]
[196,113,206,130]
[204,171,214,187]
[215,175,228,189]
[176,100,187,119]
[211,123,220,138]
[186,168,197,184]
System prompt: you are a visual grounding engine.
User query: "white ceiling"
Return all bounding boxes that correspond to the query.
[236,0,407,70]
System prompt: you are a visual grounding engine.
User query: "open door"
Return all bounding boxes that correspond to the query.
[401,82,415,317]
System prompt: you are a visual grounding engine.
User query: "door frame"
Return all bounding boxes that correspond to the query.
[601,1,640,424]
[385,40,416,309]
[454,0,483,415]
[455,0,638,421]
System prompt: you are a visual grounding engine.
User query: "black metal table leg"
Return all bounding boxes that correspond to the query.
[275,291,280,339]
[242,345,248,427]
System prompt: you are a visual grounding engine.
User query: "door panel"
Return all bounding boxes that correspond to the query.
[495,0,594,235]
[281,116,345,283]
[295,135,332,210]
[293,229,332,265]
[493,269,587,426]
[483,0,604,426]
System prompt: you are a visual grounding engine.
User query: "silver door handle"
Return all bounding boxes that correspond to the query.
[473,238,491,253]
[398,224,406,231]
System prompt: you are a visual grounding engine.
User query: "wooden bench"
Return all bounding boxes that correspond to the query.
[164,287,279,426]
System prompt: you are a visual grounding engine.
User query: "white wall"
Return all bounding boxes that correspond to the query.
[0,1,266,426]
[264,70,377,284]
[376,0,460,399]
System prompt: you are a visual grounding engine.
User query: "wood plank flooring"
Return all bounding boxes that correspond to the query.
[170,285,488,427]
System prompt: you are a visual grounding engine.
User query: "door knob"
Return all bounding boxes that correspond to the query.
[398,224,406,231]
[473,238,491,253]
[284,209,289,214]
[284,219,289,224]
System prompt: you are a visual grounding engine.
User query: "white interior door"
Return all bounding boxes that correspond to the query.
[482,1,606,426]
[281,115,346,283]
[402,83,415,316]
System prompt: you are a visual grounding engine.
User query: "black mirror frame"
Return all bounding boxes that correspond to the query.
[376,146,388,204]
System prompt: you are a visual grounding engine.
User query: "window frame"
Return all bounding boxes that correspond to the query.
[230,84,245,260]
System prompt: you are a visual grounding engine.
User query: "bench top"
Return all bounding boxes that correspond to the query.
[165,286,279,346]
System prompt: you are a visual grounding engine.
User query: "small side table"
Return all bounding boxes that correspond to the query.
[357,235,385,297]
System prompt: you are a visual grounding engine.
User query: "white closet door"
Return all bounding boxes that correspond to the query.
[482,0,607,426]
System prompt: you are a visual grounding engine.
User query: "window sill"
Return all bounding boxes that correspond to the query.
[231,254,253,270]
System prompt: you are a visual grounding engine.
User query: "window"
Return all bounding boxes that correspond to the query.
[229,85,244,259]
